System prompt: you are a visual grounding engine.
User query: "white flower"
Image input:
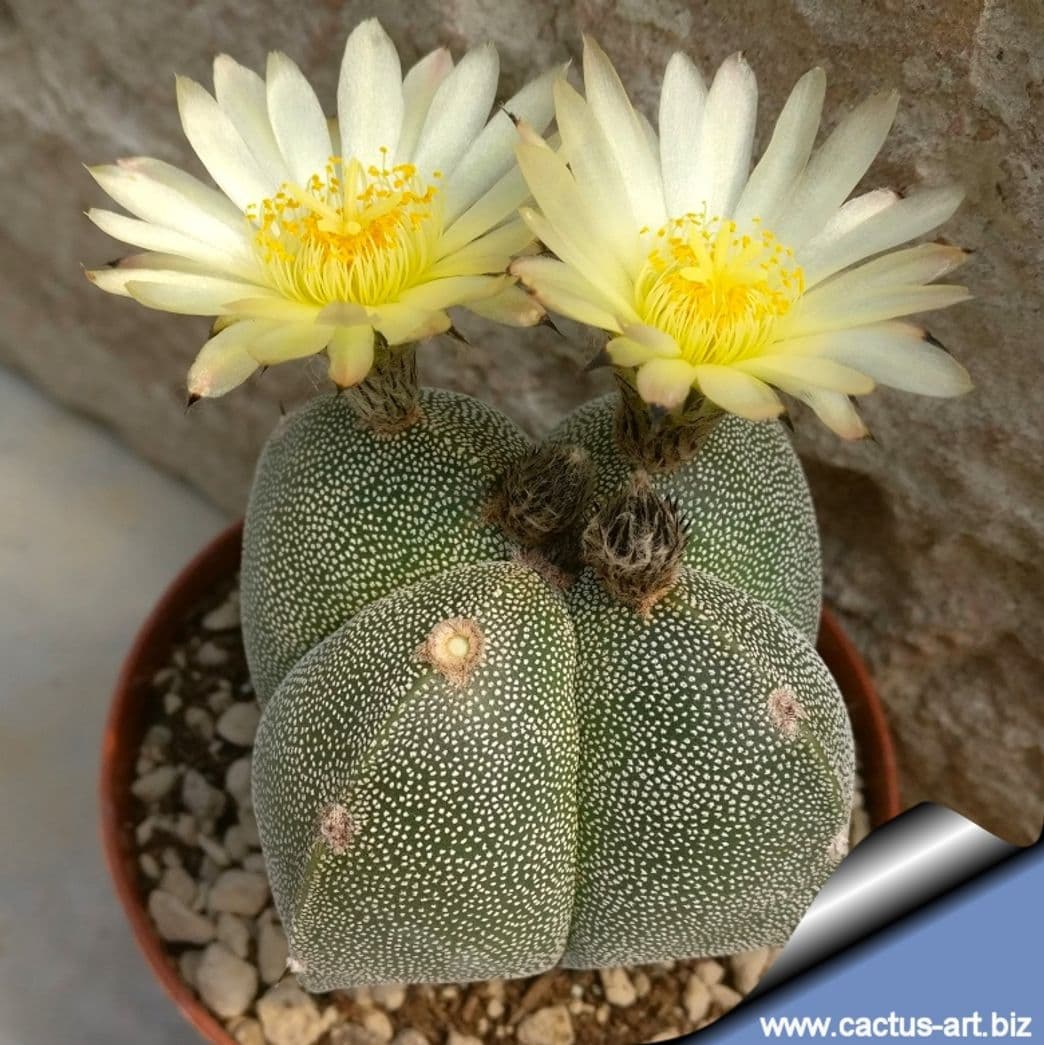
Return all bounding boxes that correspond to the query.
[87,20,557,397]
[512,39,973,437]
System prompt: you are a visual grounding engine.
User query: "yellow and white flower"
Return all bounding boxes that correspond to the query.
[87,19,557,397]
[513,39,973,437]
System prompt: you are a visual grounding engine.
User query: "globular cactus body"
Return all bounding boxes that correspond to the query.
[563,567,853,968]
[548,395,822,639]
[252,561,579,990]
[242,389,530,704]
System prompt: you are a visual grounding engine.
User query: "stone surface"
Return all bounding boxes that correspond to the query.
[147,889,216,945]
[257,918,290,985]
[1,0,1040,844]
[256,981,328,1045]
[195,942,259,1019]
[599,968,638,1007]
[517,1005,575,1045]
[208,869,270,916]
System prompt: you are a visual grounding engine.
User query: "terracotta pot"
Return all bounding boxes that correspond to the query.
[100,520,901,1045]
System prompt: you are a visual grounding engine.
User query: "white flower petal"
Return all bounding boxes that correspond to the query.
[125,273,277,315]
[439,166,530,257]
[692,364,784,420]
[176,75,275,209]
[687,52,758,219]
[87,208,261,281]
[86,259,238,295]
[786,322,972,396]
[465,283,544,327]
[187,320,271,397]
[658,51,707,220]
[739,354,875,394]
[337,18,404,169]
[784,281,971,337]
[800,185,965,286]
[635,357,699,410]
[315,301,371,326]
[396,273,509,312]
[89,161,250,256]
[620,322,681,357]
[798,389,868,438]
[812,242,968,298]
[372,303,451,343]
[443,64,564,225]
[775,89,899,247]
[248,321,334,365]
[266,52,334,185]
[512,255,624,332]
[412,43,499,179]
[395,48,453,163]
[213,54,290,184]
[327,325,375,386]
[735,67,826,227]
[553,79,639,274]
[426,220,533,279]
[223,297,322,321]
[515,144,633,309]
[582,35,665,230]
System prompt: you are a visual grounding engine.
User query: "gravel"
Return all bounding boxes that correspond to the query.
[130,578,873,1045]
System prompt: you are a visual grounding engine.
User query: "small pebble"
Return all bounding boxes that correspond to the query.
[731,947,771,994]
[257,919,289,985]
[159,865,196,906]
[360,1009,394,1043]
[228,1017,266,1045]
[199,834,231,867]
[138,853,160,879]
[694,959,725,986]
[184,706,215,740]
[391,1032,429,1045]
[182,769,226,821]
[371,982,406,1012]
[242,851,267,874]
[487,999,504,1020]
[238,808,261,848]
[196,640,228,666]
[224,824,251,862]
[148,889,215,944]
[217,702,261,746]
[163,692,182,715]
[208,687,235,715]
[160,846,182,869]
[217,913,251,959]
[141,724,172,759]
[710,983,743,1013]
[683,975,712,1023]
[595,1004,609,1025]
[256,981,327,1045]
[600,967,637,1007]
[646,1028,681,1043]
[209,869,270,917]
[203,594,240,630]
[174,813,198,846]
[330,1026,381,1045]
[179,948,203,987]
[135,817,155,846]
[517,1005,574,1045]
[225,757,253,810]
[447,1032,482,1045]
[196,942,258,1018]
[633,972,651,998]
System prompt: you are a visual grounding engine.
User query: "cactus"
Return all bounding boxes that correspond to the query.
[252,560,579,990]
[241,351,531,704]
[252,474,853,986]
[547,387,823,639]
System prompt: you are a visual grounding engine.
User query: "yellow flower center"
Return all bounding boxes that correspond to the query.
[636,215,805,365]
[245,152,442,307]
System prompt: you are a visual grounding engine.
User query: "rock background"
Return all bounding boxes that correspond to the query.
[0,0,1040,843]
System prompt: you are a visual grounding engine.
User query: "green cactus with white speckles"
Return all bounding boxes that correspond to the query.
[248,386,854,986]
[241,349,531,705]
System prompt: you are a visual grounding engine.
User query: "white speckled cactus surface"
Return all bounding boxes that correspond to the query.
[245,368,854,990]
[84,13,974,997]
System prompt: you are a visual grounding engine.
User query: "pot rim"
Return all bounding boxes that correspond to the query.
[99,519,900,1045]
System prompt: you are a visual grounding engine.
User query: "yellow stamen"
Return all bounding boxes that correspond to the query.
[636,214,805,366]
[247,155,442,307]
